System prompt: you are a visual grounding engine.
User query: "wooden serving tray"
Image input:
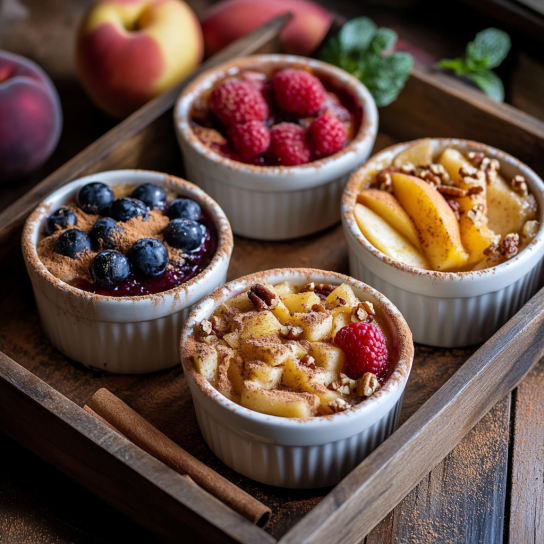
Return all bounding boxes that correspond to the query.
[1,19,544,544]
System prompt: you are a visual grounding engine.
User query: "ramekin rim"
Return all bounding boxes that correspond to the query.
[174,54,378,177]
[341,137,544,281]
[22,169,234,304]
[180,267,414,429]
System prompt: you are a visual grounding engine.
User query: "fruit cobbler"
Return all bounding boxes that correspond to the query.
[37,181,217,296]
[186,281,395,418]
[354,139,539,271]
[190,66,362,166]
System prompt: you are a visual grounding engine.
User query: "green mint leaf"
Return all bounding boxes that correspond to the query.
[363,52,413,107]
[439,58,470,76]
[369,28,397,56]
[338,17,377,54]
[320,36,343,66]
[466,28,511,69]
[466,70,504,101]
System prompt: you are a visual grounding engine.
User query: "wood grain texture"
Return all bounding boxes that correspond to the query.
[278,287,544,544]
[367,396,510,544]
[509,359,544,543]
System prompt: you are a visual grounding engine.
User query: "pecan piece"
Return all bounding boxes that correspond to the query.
[199,319,213,336]
[357,372,381,397]
[300,355,316,369]
[437,186,467,198]
[400,162,416,174]
[351,302,373,323]
[467,186,484,196]
[376,168,397,192]
[279,323,304,340]
[447,200,461,221]
[467,204,485,224]
[314,284,337,296]
[501,233,519,259]
[466,151,485,166]
[311,303,328,313]
[511,175,528,196]
[483,242,500,257]
[248,284,279,311]
[329,398,349,413]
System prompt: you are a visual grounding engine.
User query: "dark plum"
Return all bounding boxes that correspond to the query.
[131,183,166,210]
[167,198,202,221]
[89,217,123,250]
[53,229,91,260]
[90,250,131,288]
[109,197,148,222]
[127,238,169,278]
[45,207,76,235]
[77,182,114,215]
[164,219,205,252]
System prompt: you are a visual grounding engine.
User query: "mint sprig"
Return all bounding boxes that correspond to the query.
[320,17,413,108]
[439,28,511,102]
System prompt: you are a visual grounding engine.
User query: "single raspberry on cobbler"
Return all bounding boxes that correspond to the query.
[307,114,347,158]
[229,121,271,158]
[210,80,268,126]
[269,123,311,166]
[272,69,325,116]
[334,322,388,380]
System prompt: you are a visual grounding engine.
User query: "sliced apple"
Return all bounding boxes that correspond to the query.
[391,172,467,271]
[358,188,422,250]
[354,203,430,270]
[393,138,433,168]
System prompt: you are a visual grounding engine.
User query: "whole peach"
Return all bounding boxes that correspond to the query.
[0,51,62,182]
[76,0,203,118]
[201,0,333,57]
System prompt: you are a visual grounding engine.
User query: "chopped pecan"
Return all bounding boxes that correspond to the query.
[511,175,528,196]
[483,242,500,256]
[248,284,279,311]
[376,168,399,192]
[481,157,500,183]
[314,284,337,296]
[199,319,213,336]
[415,166,441,186]
[330,296,347,309]
[351,302,369,322]
[467,186,484,196]
[501,233,519,259]
[304,282,316,292]
[279,323,304,340]
[429,163,451,184]
[210,315,230,335]
[311,303,328,313]
[437,186,467,198]
[467,204,485,224]
[329,398,349,413]
[300,354,316,369]
[400,162,416,174]
[447,200,461,221]
[466,151,485,166]
[201,334,220,346]
[357,372,381,397]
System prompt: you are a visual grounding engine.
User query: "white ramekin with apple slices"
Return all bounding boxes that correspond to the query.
[180,268,413,488]
[342,138,544,347]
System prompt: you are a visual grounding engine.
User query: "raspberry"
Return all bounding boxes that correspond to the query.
[307,114,347,158]
[269,123,311,166]
[272,69,325,116]
[229,121,270,158]
[334,323,388,380]
[210,80,268,126]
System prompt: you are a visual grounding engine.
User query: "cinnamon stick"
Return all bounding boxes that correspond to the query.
[88,388,271,527]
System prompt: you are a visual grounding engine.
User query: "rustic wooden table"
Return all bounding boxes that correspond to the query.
[1,1,543,543]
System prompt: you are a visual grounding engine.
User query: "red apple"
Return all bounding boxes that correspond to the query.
[0,51,62,182]
[201,0,333,58]
[76,0,203,119]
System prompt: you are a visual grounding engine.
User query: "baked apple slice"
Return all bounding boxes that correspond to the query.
[391,172,467,270]
[393,138,433,168]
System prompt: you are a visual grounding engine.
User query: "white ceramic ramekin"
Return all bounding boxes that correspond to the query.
[342,138,544,348]
[174,54,378,240]
[180,268,413,488]
[22,169,233,374]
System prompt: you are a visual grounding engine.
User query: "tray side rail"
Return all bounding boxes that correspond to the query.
[279,286,544,544]
[0,352,276,544]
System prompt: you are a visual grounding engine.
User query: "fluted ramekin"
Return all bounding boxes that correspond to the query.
[180,268,413,488]
[22,169,233,374]
[174,54,378,240]
[342,138,544,348]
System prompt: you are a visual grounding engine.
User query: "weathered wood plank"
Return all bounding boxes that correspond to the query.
[367,396,510,544]
[278,287,544,544]
[509,358,544,543]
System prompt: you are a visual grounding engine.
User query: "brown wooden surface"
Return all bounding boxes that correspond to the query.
[2,1,544,543]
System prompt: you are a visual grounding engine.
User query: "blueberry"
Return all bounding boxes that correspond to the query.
[127,238,169,278]
[77,182,114,215]
[131,183,166,210]
[109,197,148,222]
[53,229,92,260]
[167,198,202,221]
[89,217,123,250]
[164,219,205,252]
[90,250,131,288]
[45,207,77,235]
